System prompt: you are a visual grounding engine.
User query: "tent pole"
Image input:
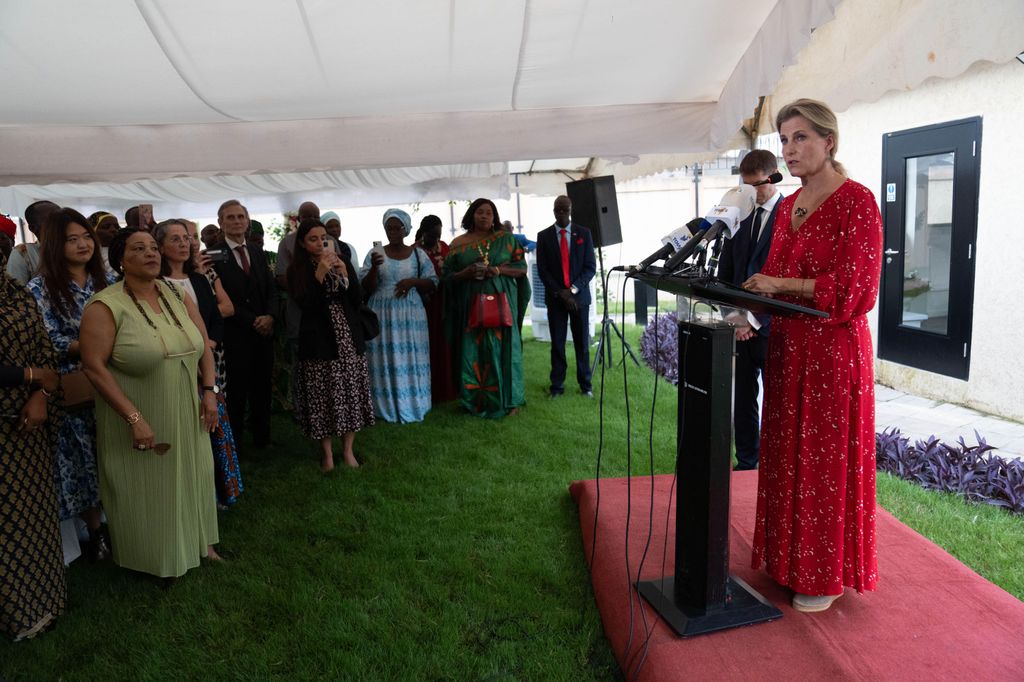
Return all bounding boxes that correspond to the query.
[514,173,522,231]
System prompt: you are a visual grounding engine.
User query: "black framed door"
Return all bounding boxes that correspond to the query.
[878,117,981,380]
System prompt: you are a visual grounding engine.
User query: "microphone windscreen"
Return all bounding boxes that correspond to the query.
[768,171,783,184]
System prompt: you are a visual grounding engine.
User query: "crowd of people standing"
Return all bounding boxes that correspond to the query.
[0,193,536,641]
[0,95,882,641]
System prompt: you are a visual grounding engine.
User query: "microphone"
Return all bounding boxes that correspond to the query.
[661,185,757,272]
[660,227,709,271]
[636,224,696,270]
[750,171,784,187]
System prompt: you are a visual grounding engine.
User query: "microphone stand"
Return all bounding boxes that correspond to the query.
[591,246,639,373]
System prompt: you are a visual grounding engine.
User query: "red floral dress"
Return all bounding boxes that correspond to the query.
[751,179,883,596]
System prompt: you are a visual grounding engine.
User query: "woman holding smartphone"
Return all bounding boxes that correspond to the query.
[359,209,437,423]
[287,220,373,471]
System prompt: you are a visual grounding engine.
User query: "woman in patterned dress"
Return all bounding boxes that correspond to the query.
[742,99,882,613]
[415,214,456,403]
[80,228,221,580]
[155,219,243,508]
[0,273,66,640]
[360,209,437,423]
[28,207,114,561]
[443,199,531,419]
[288,220,374,472]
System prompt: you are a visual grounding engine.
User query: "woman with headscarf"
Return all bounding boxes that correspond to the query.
[359,209,437,423]
[87,211,120,274]
[288,220,374,471]
[443,199,530,419]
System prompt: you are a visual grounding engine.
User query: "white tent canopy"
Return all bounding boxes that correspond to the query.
[1,0,1022,216]
[0,0,842,214]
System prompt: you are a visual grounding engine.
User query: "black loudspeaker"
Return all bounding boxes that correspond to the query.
[566,175,622,247]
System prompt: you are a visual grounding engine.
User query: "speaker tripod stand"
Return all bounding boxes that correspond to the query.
[591,247,639,373]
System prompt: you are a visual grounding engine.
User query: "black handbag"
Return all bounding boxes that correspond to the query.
[359,304,380,341]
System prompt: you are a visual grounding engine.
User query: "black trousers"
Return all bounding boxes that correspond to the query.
[224,334,274,448]
[547,298,592,393]
[734,334,768,470]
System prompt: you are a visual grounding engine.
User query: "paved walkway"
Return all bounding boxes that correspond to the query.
[875,385,1024,459]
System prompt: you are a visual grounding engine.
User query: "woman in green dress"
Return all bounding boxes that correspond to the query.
[80,228,221,580]
[443,198,530,418]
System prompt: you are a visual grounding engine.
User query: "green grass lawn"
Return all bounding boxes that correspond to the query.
[2,326,1021,680]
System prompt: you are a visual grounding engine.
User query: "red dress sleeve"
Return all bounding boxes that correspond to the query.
[811,183,883,325]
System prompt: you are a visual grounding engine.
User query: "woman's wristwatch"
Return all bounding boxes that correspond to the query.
[202,385,220,395]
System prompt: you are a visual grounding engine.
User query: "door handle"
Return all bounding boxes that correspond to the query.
[884,249,900,255]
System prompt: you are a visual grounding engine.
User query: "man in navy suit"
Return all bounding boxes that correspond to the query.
[536,195,597,397]
[718,150,783,470]
[214,199,277,450]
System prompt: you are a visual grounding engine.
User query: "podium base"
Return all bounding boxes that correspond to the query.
[636,575,782,637]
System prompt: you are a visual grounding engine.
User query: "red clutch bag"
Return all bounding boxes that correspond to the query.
[468,292,513,328]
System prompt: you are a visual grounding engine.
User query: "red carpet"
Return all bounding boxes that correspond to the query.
[570,472,1024,681]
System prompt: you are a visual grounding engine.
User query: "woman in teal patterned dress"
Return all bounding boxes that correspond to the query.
[443,199,530,418]
[360,208,437,423]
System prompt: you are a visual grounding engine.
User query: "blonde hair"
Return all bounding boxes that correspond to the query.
[776,98,846,177]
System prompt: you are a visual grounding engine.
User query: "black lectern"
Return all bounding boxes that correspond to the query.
[628,272,827,637]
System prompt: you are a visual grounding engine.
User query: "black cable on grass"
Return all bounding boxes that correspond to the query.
[620,273,638,669]
[589,267,615,571]
[630,294,696,675]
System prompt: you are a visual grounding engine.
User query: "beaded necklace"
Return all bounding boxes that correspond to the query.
[124,281,187,332]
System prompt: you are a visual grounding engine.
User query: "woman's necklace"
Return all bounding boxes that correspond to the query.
[124,281,186,332]
[475,239,490,267]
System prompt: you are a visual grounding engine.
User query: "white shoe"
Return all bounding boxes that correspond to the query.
[792,592,842,613]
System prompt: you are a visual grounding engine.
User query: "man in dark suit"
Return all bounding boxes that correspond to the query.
[718,150,784,470]
[536,195,597,397]
[214,199,276,450]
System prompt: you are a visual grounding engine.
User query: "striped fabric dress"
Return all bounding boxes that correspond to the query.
[360,248,436,423]
[87,281,218,578]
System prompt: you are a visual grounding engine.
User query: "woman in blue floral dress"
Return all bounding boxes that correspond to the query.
[28,208,114,561]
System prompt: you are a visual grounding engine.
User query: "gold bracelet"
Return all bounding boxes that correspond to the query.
[40,387,53,398]
[125,411,141,425]
[28,367,34,385]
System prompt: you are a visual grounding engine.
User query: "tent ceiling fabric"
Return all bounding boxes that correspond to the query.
[765,0,1024,128]
[0,0,843,213]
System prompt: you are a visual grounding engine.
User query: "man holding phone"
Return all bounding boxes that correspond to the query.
[214,199,276,451]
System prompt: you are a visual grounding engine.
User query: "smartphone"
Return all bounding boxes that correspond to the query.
[372,240,382,249]
[138,204,154,228]
[204,248,232,264]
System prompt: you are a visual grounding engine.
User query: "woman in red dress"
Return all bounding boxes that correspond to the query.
[415,214,457,403]
[742,99,882,613]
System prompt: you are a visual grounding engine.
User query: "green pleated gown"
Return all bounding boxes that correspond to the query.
[88,281,218,578]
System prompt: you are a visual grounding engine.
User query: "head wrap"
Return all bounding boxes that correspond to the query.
[320,211,340,224]
[382,208,412,237]
[0,215,16,239]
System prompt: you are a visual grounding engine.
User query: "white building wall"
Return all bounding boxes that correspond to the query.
[835,59,1024,421]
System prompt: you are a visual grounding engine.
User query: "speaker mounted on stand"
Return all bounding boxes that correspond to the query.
[564,175,637,370]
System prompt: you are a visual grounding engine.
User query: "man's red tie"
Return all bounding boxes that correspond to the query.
[236,245,251,275]
[559,229,570,288]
